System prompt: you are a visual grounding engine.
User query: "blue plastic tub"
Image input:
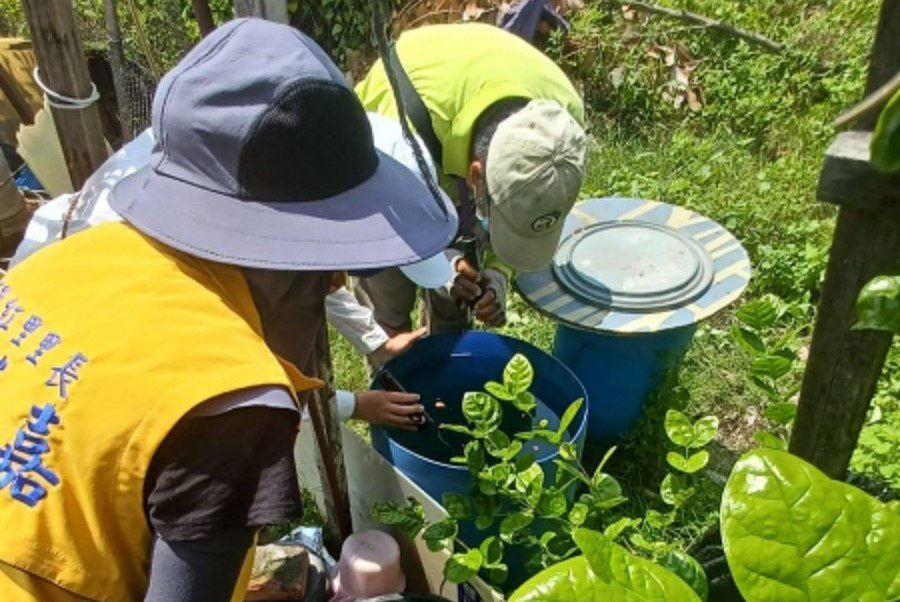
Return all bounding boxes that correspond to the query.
[553,324,696,447]
[515,197,751,449]
[370,331,588,537]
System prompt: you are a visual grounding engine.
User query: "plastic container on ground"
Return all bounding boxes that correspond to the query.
[516,197,750,449]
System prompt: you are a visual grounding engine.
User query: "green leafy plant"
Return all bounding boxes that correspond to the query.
[510,528,702,601]
[373,354,715,595]
[731,296,805,449]
[509,449,900,602]
[660,409,718,506]
[371,354,630,592]
[721,449,900,601]
[854,274,900,335]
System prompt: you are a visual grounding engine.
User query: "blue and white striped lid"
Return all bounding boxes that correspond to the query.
[514,197,751,334]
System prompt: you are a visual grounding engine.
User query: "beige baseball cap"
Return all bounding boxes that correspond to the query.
[486,99,587,272]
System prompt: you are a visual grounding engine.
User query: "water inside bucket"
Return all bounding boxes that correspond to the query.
[380,355,565,465]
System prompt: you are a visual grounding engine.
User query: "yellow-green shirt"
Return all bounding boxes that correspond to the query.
[356,23,584,180]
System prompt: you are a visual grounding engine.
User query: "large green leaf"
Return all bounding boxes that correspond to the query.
[664,410,695,447]
[667,450,709,474]
[556,398,583,439]
[754,430,787,451]
[660,472,695,507]
[462,391,502,430]
[692,416,719,447]
[732,325,766,355]
[764,402,797,426]
[871,90,900,173]
[854,274,900,335]
[515,462,545,507]
[751,355,793,380]
[510,529,702,601]
[538,490,568,518]
[721,449,900,601]
[480,536,504,566]
[371,498,425,539]
[442,492,473,521]
[500,512,535,545]
[509,556,595,601]
[513,391,539,413]
[659,551,708,601]
[664,410,718,448]
[444,549,483,584]
[484,380,516,401]
[463,440,485,474]
[422,518,457,552]
[736,298,778,330]
[503,353,534,394]
[473,493,499,530]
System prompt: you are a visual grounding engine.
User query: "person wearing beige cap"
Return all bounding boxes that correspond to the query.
[356,23,587,335]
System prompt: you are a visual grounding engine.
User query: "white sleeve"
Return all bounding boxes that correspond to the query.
[324,287,389,356]
[335,390,356,421]
[301,390,356,422]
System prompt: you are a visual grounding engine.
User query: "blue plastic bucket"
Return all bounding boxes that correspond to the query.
[515,197,751,449]
[370,332,588,543]
[553,324,696,447]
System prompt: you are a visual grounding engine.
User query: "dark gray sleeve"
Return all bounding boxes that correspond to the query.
[144,528,255,602]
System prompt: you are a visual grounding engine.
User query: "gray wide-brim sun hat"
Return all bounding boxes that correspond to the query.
[110,18,457,271]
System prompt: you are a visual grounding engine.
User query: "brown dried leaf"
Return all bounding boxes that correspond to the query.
[662,45,676,67]
[687,88,702,112]
[621,3,636,20]
[672,41,695,64]
[673,64,691,87]
[609,66,625,89]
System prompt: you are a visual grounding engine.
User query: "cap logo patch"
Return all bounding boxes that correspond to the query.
[531,211,560,233]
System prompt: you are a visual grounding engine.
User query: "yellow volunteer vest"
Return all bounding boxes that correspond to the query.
[0,222,321,601]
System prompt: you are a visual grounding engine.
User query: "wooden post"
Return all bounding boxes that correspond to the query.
[788,0,900,479]
[0,151,28,259]
[103,0,133,142]
[21,0,108,190]
[237,0,353,551]
[233,0,289,23]
[308,323,353,556]
[191,0,217,37]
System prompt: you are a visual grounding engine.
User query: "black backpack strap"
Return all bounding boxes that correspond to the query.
[386,42,443,167]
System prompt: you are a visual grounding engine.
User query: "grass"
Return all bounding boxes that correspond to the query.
[330,0,898,547]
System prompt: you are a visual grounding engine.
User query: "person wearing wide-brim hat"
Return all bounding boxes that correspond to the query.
[0,18,456,602]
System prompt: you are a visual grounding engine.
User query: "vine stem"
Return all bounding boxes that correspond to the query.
[598,0,786,53]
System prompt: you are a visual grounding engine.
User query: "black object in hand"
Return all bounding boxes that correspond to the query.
[375,369,430,430]
[457,235,486,309]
